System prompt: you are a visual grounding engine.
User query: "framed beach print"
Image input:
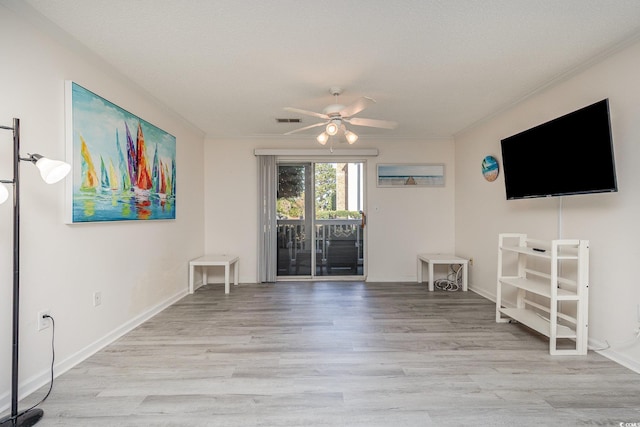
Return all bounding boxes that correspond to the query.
[377,163,445,187]
[65,81,176,223]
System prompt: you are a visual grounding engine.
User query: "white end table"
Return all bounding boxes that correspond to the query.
[417,253,469,291]
[189,255,239,294]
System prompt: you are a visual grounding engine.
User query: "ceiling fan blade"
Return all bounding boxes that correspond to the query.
[283,121,327,135]
[339,97,376,118]
[347,117,398,129]
[283,107,329,120]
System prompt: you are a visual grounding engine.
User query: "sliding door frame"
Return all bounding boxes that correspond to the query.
[276,157,369,281]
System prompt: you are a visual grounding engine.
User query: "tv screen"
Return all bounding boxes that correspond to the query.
[500,99,617,200]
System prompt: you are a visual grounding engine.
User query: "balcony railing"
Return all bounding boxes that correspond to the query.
[277,219,363,276]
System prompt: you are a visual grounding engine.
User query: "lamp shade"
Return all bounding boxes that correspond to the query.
[325,121,339,136]
[316,132,329,145]
[345,131,358,144]
[0,184,8,205]
[34,156,71,184]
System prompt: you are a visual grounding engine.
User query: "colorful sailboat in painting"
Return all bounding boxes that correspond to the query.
[96,152,120,191]
[116,129,132,191]
[125,122,137,188]
[150,143,174,202]
[134,122,153,198]
[100,156,110,189]
[79,135,99,192]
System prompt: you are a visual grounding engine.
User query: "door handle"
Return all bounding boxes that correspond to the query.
[359,210,366,228]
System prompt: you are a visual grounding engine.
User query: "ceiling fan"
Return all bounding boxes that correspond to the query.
[283,87,398,145]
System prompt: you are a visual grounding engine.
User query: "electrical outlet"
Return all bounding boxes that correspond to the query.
[37,310,51,331]
[93,291,102,307]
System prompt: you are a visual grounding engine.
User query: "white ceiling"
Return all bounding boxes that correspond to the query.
[6,0,640,140]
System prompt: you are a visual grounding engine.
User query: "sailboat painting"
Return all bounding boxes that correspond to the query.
[65,81,176,223]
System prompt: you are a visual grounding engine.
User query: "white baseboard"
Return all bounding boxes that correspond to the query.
[589,337,640,374]
[468,285,496,302]
[0,289,188,414]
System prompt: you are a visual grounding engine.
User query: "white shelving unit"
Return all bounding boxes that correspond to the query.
[496,233,590,355]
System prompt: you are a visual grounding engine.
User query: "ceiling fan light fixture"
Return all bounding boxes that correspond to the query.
[316,132,329,145]
[283,88,394,145]
[345,130,358,144]
[326,120,339,136]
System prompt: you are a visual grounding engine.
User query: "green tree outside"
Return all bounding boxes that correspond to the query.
[276,163,360,219]
[315,163,336,213]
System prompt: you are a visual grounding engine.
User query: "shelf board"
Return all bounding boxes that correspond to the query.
[499,308,576,339]
[499,276,578,300]
[523,268,578,289]
[500,245,579,260]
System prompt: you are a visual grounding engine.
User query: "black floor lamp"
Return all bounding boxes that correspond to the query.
[0,118,70,427]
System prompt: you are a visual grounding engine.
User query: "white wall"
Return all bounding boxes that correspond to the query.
[204,137,455,283]
[455,38,640,371]
[0,5,205,410]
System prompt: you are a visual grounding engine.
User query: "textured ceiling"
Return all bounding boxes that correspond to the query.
[5,0,640,140]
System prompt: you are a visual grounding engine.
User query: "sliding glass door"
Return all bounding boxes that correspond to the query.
[277,161,365,279]
[276,163,313,276]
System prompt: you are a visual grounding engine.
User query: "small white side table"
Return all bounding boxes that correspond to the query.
[417,253,469,291]
[189,255,239,294]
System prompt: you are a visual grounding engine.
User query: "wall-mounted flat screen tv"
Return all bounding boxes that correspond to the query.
[500,99,617,200]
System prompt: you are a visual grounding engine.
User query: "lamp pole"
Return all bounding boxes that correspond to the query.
[0,118,49,426]
[1,118,42,426]
[12,118,28,427]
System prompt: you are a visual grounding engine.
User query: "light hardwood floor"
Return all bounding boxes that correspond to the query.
[9,282,640,426]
